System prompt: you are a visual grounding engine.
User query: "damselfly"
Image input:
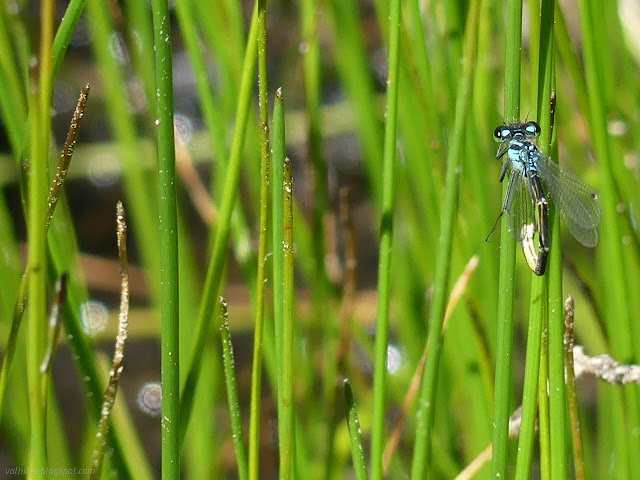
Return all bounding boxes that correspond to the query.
[489,121,601,275]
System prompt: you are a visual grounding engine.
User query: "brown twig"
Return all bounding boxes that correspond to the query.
[564,296,585,480]
[174,124,218,225]
[46,83,90,228]
[91,201,130,478]
[336,187,358,377]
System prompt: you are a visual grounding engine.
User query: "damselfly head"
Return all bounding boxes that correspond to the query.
[493,121,541,143]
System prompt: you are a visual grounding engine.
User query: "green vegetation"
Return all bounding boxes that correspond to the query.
[0,0,638,478]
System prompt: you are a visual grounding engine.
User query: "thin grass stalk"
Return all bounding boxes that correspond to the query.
[6,0,88,167]
[576,1,640,474]
[0,10,26,155]
[51,0,87,77]
[26,1,54,472]
[270,88,286,464]
[368,0,401,477]
[326,0,382,199]
[219,298,249,480]
[553,3,589,122]
[121,0,156,106]
[173,0,227,170]
[38,275,67,436]
[150,0,180,476]
[344,379,368,480]
[38,273,67,446]
[388,256,479,475]
[57,290,142,478]
[537,20,569,480]
[563,297,585,480]
[299,0,334,445]
[179,0,260,442]
[577,0,633,362]
[537,327,551,480]
[39,274,67,376]
[514,279,545,479]
[87,0,161,300]
[90,202,130,479]
[0,84,90,419]
[280,157,295,479]
[325,189,358,480]
[491,0,522,476]
[409,1,481,478]
[247,4,270,478]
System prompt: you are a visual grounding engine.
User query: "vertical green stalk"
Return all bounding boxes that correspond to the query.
[369,0,401,477]
[26,85,47,476]
[576,0,639,475]
[280,157,295,480]
[86,0,160,299]
[0,10,26,155]
[51,0,88,78]
[491,0,522,476]
[344,380,368,480]
[179,2,259,440]
[537,328,551,480]
[270,88,286,468]
[538,12,568,480]
[220,298,249,480]
[151,0,180,477]
[26,1,55,474]
[248,2,269,478]
[409,2,481,478]
[299,0,334,443]
[514,280,545,480]
[563,297,585,480]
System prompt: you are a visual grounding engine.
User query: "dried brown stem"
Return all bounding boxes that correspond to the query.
[174,125,218,225]
[564,296,585,480]
[46,83,90,228]
[91,201,130,478]
[336,187,357,377]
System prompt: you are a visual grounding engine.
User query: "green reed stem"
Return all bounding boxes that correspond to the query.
[344,379,368,480]
[26,2,54,473]
[514,278,545,480]
[280,157,295,480]
[538,327,551,480]
[179,0,259,444]
[369,0,401,477]
[270,88,286,468]
[576,0,640,474]
[492,0,522,476]
[220,298,249,480]
[150,0,180,476]
[409,1,481,478]
[563,297,585,480]
[248,3,269,478]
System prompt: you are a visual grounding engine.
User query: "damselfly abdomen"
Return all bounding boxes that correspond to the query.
[489,121,601,275]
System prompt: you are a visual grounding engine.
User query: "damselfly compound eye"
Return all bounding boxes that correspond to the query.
[494,125,511,141]
[524,121,541,137]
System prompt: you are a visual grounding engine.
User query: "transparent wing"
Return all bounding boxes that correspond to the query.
[535,153,601,247]
[505,169,535,243]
